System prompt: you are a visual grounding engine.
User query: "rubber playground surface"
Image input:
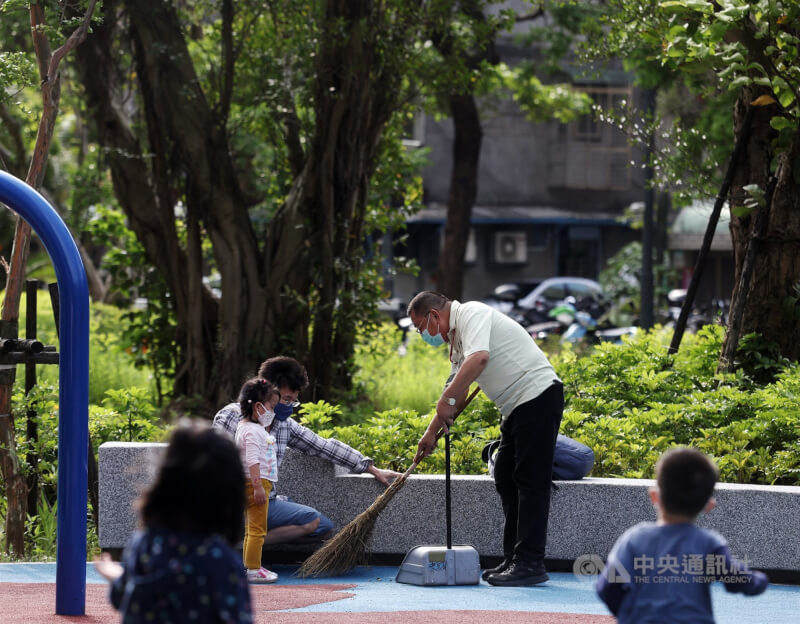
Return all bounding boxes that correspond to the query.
[2,562,799,623]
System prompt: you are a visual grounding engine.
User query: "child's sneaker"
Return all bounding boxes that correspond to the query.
[246,567,278,584]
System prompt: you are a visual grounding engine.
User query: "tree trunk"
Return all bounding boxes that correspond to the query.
[435,93,482,300]
[721,92,800,363]
[73,0,294,407]
[639,88,657,329]
[75,0,419,406]
[302,0,415,399]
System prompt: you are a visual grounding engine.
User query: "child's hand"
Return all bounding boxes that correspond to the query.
[93,552,124,582]
[254,483,267,505]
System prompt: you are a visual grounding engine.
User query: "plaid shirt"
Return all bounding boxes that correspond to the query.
[213,403,373,489]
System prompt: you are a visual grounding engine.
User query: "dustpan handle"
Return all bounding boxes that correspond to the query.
[403,385,481,478]
[445,431,452,549]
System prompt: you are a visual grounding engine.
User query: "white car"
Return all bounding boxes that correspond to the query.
[516,277,605,312]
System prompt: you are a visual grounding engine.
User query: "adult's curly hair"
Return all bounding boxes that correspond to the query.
[257,356,308,392]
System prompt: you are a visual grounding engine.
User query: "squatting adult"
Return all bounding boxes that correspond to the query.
[214,356,400,545]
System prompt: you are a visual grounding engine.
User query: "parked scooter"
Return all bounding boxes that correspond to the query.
[526,301,578,340]
[663,289,730,333]
[560,309,638,345]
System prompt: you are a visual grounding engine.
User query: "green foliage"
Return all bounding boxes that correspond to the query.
[24,497,57,561]
[92,388,166,444]
[84,207,176,403]
[302,390,501,475]
[575,0,800,204]
[0,51,36,101]
[0,291,166,560]
[554,326,800,485]
[13,291,158,405]
[598,241,679,325]
[480,62,593,123]
[350,325,452,419]
[1,381,167,561]
[335,323,800,485]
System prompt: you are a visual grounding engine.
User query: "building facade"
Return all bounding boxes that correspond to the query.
[392,76,644,303]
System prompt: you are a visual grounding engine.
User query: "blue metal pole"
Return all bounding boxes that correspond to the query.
[0,170,89,616]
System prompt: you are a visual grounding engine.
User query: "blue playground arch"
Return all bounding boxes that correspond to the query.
[0,170,89,616]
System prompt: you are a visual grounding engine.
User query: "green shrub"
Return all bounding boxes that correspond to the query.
[350,324,452,417]
[0,287,166,560]
[335,323,800,485]
[36,301,156,405]
[299,389,500,475]
[554,326,800,485]
[91,387,167,445]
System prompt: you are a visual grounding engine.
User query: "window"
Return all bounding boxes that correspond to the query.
[549,85,634,190]
[571,86,631,145]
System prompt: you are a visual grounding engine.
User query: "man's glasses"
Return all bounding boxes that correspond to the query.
[280,398,301,408]
[415,312,430,335]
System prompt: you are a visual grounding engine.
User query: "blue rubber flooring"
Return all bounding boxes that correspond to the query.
[1,562,798,623]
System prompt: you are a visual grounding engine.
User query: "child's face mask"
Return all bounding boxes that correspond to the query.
[256,404,275,428]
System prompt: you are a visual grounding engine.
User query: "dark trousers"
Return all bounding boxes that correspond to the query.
[493,382,564,563]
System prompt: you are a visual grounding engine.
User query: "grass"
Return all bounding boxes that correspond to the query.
[351,322,452,416]
[0,288,157,561]
[6,289,156,405]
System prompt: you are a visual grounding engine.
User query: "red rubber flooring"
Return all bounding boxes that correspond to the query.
[0,582,613,623]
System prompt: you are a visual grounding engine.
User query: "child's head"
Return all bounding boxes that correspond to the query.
[654,447,719,518]
[238,377,280,424]
[141,420,245,545]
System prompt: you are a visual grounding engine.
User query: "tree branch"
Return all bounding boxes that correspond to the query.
[282,99,306,178]
[48,0,99,82]
[218,0,234,122]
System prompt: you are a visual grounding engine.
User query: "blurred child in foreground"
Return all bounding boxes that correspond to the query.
[596,446,767,623]
[94,420,251,623]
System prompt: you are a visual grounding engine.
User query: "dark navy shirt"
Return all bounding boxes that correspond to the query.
[596,522,767,623]
[110,529,252,624]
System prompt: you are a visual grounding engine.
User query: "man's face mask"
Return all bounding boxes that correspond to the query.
[420,312,445,348]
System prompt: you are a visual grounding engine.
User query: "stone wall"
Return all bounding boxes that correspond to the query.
[99,442,800,571]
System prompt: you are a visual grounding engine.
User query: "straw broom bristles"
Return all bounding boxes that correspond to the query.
[296,387,480,578]
[296,464,415,577]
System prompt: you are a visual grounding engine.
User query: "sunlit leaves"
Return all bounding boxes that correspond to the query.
[0,52,36,102]
[483,62,592,124]
[572,0,800,205]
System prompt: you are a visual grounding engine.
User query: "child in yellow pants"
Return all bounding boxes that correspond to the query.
[235,377,280,583]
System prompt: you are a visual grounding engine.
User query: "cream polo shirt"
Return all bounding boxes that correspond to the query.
[447,300,560,419]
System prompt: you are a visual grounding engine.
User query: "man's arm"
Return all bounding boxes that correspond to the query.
[212,403,240,438]
[415,351,488,463]
[286,419,399,484]
[437,350,488,426]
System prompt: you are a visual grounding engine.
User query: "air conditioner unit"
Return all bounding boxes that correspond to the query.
[493,231,527,264]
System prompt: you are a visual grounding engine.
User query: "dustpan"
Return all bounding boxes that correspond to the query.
[396,432,480,586]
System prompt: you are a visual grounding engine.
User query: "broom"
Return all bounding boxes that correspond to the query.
[296,386,481,577]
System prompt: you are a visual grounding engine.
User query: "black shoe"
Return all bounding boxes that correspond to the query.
[486,560,549,586]
[481,558,512,581]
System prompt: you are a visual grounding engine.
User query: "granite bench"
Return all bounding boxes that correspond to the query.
[98,442,800,572]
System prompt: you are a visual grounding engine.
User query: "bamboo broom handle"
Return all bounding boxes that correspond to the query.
[401,386,482,478]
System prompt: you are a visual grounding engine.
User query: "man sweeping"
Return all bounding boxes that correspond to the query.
[409,291,564,587]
